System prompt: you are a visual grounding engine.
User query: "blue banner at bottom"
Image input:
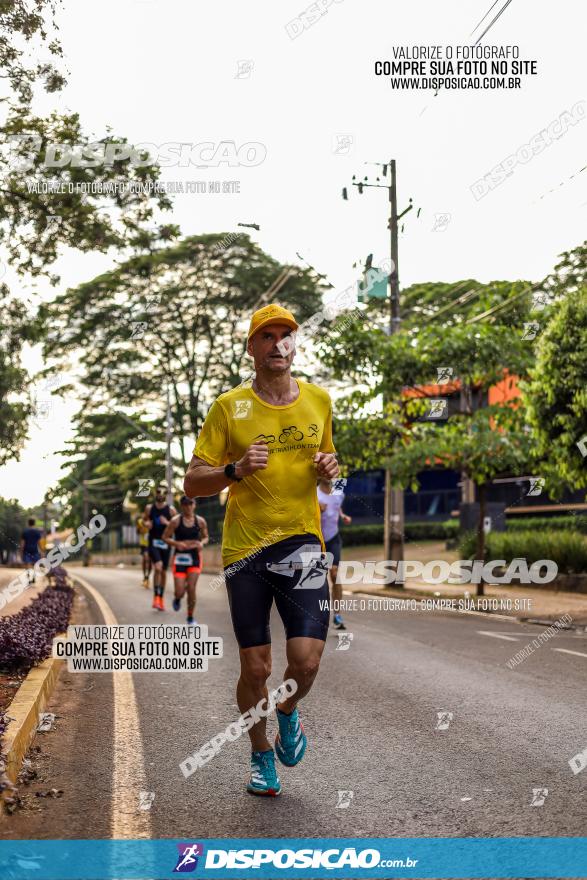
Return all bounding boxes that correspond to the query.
[0,838,585,879]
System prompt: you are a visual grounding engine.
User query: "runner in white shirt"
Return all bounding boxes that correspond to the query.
[317,478,352,629]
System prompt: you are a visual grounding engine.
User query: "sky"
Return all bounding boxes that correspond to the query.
[1,0,585,507]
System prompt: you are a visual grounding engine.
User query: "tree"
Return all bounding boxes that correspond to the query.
[0,291,41,463]
[540,240,587,300]
[41,234,325,467]
[0,110,177,281]
[523,287,587,495]
[0,0,179,467]
[0,0,65,107]
[366,278,534,329]
[387,403,534,595]
[0,497,28,562]
[1,0,177,279]
[49,411,164,528]
[318,282,538,594]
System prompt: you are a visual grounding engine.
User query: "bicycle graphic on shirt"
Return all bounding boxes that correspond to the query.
[278,425,304,444]
[253,425,319,445]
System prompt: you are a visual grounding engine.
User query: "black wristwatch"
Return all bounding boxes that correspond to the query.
[224,462,242,482]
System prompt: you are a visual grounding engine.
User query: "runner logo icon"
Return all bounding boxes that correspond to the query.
[266,544,333,589]
[173,843,204,873]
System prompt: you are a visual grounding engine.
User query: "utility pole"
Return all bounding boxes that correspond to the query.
[344,159,413,569]
[384,159,406,567]
[82,461,89,567]
[42,497,48,538]
[165,382,173,506]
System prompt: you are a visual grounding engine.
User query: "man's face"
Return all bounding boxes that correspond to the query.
[247,323,295,373]
[155,488,165,502]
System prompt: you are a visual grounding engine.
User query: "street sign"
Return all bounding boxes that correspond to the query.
[357,267,388,302]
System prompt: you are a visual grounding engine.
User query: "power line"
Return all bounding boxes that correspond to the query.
[470,0,503,36]
[418,282,488,326]
[467,282,538,323]
[474,0,515,45]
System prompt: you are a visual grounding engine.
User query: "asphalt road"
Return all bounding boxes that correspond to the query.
[2,566,586,840]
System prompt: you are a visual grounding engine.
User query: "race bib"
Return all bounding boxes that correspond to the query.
[174,553,193,566]
[152,538,167,549]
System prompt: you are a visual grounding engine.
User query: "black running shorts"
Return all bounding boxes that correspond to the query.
[173,550,201,577]
[224,533,330,649]
[324,532,342,567]
[149,539,171,569]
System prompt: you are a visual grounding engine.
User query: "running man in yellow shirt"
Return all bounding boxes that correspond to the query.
[184,303,339,797]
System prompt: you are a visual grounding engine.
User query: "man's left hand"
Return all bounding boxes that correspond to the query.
[313,452,339,480]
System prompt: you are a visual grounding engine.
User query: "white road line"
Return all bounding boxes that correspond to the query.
[477,630,520,641]
[74,574,151,839]
[553,648,587,659]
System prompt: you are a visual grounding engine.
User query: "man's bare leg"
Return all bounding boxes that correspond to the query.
[330,564,341,602]
[330,563,346,629]
[237,644,272,752]
[186,572,198,621]
[278,636,325,713]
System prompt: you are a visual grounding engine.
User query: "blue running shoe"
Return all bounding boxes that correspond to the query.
[275,707,307,767]
[187,616,197,625]
[333,613,346,630]
[246,749,281,796]
[172,597,181,612]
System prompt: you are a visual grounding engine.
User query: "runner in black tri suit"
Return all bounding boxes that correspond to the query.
[143,484,177,611]
[163,496,208,624]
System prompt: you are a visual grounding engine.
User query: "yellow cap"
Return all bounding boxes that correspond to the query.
[247,304,298,341]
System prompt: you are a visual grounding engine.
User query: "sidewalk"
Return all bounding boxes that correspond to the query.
[0,568,46,619]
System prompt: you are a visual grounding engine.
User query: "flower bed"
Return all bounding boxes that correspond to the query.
[0,567,74,672]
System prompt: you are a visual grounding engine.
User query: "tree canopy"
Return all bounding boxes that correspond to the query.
[523,286,587,495]
[41,234,325,466]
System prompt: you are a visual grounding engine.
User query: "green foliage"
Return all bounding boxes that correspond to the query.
[0,110,175,279]
[0,497,28,557]
[459,529,587,574]
[41,234,325,458]
[347,278,535,340]
[322,289,536,480]
[387,404,534,491]
[0,0,179,469]
[49,411,165,527]
[541,240,587,299]
[506,515,587,534]
[331,392,404,472]
[522,286,587,495]
[0,292,42,463]
[0,0,65,106]
[404,520,460,541]
[340,520,459,546]
[399,279,534,328]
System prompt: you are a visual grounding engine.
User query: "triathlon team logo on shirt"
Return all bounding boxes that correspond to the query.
[173,843,204,872]
[252,425,320,446]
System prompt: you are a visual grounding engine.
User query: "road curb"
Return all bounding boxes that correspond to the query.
[1,648,64,798]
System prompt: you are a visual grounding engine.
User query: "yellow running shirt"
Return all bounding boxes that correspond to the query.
[193,379,336,566]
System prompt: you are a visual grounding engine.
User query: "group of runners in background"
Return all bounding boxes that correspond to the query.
[138,485,209,625]
[20,477,351,630]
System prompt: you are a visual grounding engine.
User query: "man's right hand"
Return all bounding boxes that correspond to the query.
[235,442,269,477]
